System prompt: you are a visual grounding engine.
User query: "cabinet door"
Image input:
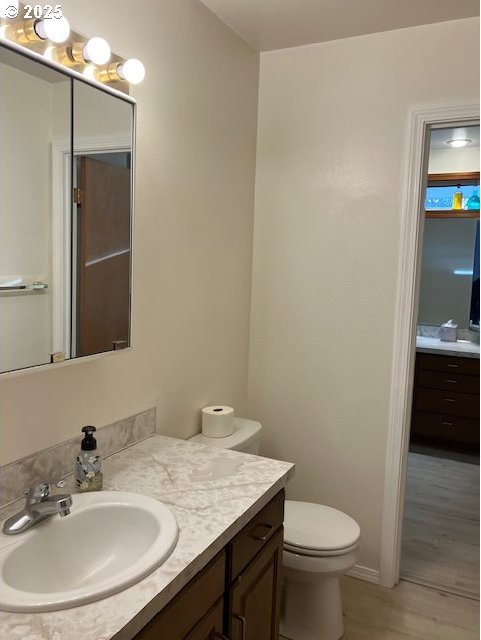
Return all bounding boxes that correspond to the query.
[133,552,225,640]
[229,528,283,640]
[185,599,225,640]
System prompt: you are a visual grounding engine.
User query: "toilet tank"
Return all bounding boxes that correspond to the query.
[189,418,262,454]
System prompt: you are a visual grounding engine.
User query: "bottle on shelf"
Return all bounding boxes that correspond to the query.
[452,185,463,210]
[466,188,480,211]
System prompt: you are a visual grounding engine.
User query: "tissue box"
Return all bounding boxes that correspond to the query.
[440,325,458,342]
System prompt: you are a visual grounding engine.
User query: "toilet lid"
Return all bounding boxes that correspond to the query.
[284,501,360,553]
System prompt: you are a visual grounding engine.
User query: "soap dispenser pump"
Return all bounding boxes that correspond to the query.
[75,426,103,492]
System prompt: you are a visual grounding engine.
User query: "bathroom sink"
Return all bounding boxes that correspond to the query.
[0,491,178,612]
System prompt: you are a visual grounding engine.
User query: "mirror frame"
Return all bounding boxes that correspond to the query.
[0,39,136,378]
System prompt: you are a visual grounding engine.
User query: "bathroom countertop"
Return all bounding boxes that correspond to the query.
[0,435,294,640]
[416,336,480,359]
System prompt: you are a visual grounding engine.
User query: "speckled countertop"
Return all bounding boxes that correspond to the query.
[0,435,294,640]
[416,336,480,359]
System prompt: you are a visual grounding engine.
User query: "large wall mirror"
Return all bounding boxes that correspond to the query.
[0,43,134,374]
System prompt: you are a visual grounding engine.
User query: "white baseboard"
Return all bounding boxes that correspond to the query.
[346,564,381,584]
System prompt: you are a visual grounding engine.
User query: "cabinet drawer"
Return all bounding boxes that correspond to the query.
[134,552,226,640]
[416,388,480,418]
[418,353,479,376]
[229,490,284,581]
[418,370,479,395]
[412,411,479,447]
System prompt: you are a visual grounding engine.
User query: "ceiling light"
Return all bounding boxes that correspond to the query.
[34,16,71,43]
[446,138,472,148]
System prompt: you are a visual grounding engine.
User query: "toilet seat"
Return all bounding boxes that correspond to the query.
[284,540,359,557]
[284,501,360,557]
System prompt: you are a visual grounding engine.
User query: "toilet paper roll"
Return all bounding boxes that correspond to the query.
[202,406,235,438]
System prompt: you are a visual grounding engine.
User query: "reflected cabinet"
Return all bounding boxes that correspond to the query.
[0,43,135,373]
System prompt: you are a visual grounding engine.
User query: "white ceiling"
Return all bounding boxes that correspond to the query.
[199,0,479,51]
[430,126,480,151]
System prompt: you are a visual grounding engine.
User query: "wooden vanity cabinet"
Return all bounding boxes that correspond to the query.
[184,600,224,640]
[411,353,480,452]
[133,552,226,640]
[133,490,284,640]
[227,529,283,640]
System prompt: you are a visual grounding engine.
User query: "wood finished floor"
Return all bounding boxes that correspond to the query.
[280,578,479,639]
[340,576,479,639]
[401,452,479,599]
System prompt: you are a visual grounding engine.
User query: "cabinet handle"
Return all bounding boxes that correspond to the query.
[447,363,459,368]
[215,635,231,640]
[442,421,455,426]
[445,379,458,384]
[249,523,274,541]
[443,398,456,403]
[233,614,246,640]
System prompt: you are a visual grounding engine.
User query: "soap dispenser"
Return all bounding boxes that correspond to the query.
[75,426,103,492]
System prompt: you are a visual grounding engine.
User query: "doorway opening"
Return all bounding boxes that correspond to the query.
[380,104,480,593]
[400,124,479,599]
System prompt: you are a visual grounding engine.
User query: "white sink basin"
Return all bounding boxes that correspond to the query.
[0,491,178,612]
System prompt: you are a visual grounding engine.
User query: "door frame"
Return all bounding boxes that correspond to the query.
[51,134,131,358]
[379,102,480,588]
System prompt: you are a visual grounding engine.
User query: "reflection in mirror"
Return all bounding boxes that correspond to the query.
[1,45,134,374]
[418,219,478,328]
[72,81,133,357]
[0,46,70,373]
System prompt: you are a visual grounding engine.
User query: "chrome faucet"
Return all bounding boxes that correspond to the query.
[2,482,73,536]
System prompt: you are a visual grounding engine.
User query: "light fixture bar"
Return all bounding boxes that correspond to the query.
[0,3,144,89]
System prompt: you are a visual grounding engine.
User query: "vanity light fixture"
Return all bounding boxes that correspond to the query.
[96,58,145,85]
[0,7,145,88]
[446,138,472,148]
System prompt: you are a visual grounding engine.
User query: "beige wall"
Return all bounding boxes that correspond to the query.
[428,146,480,172]
[248,18,479,572]
[0,0,259,465]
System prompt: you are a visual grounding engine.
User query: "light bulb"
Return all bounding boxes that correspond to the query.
[35,16,70,43]
[82,37,111,65]
[446,138,472,148]
[43,45,55,61]
[0,23,13,40]
[0,0,19,19]
[118,58,145,84]
[83,65,97,81]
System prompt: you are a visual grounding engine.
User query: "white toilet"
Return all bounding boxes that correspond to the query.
[281,501,360,640]
[190,418,361,640]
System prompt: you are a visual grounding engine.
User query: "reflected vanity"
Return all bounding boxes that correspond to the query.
[0,43,135,373]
